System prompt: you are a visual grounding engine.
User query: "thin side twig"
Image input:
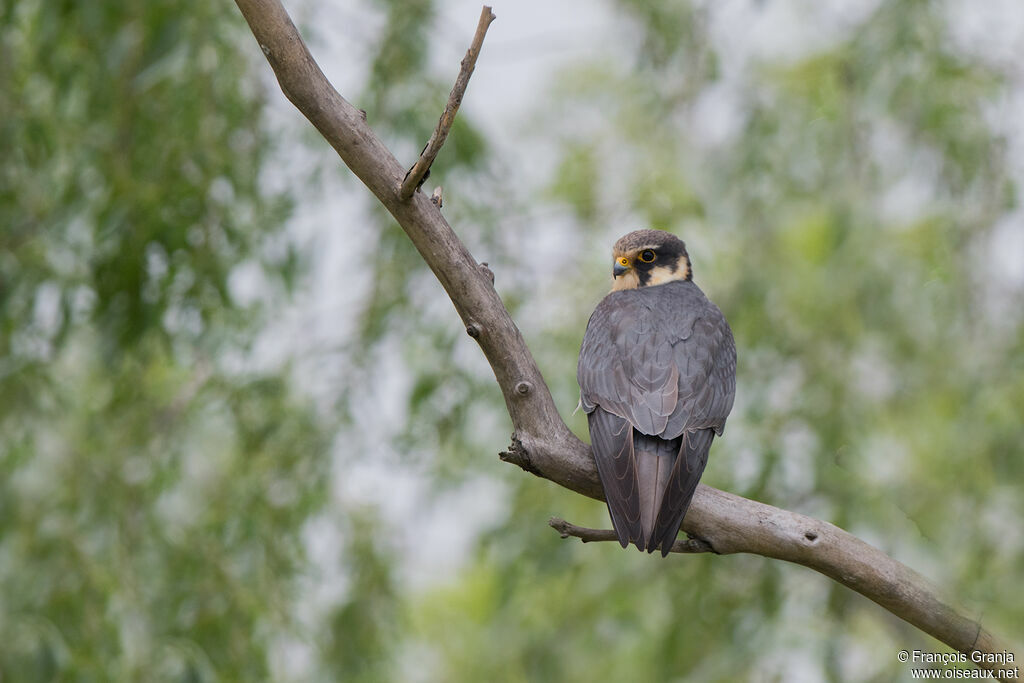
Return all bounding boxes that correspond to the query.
[549,518,714,554]
[398,5,495,199]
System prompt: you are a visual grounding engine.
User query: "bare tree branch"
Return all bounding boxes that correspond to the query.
[233,0,1018,673]
[399,5,495,199]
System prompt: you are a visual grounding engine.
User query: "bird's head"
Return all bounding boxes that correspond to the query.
[609,229,691,291]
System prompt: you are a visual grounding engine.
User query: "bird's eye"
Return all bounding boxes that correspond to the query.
[638,249,656,263]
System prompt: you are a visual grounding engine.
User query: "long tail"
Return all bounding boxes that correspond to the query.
[637,429,714,556]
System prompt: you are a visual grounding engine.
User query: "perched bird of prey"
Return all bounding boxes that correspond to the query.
[577,229,736,556]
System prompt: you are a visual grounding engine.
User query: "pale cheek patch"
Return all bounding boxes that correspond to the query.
[646,262,688,286]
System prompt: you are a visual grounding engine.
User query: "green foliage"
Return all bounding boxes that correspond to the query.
[0,2,329,680]
[323,508,402,683]
[0,1,296,356]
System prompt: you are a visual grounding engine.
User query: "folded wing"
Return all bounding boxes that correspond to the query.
[579,282,736,554]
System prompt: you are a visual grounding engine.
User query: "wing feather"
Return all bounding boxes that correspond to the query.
[586,408,643,547]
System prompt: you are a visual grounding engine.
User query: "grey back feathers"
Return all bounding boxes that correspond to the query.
[580,280,735,438]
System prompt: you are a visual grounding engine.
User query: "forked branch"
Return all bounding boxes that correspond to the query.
[399,6,495,199]
[233,0,1018,672]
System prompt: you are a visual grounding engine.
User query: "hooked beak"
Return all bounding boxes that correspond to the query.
[613,260,629,278]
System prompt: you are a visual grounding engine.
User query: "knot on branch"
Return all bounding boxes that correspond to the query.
[466,322,482,338]
[499,435,541,476]
[515,381,532,395]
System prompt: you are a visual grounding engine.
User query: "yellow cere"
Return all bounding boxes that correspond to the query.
[618,257,630,267]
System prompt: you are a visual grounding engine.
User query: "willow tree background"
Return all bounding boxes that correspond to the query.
[2,1,1022,681]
